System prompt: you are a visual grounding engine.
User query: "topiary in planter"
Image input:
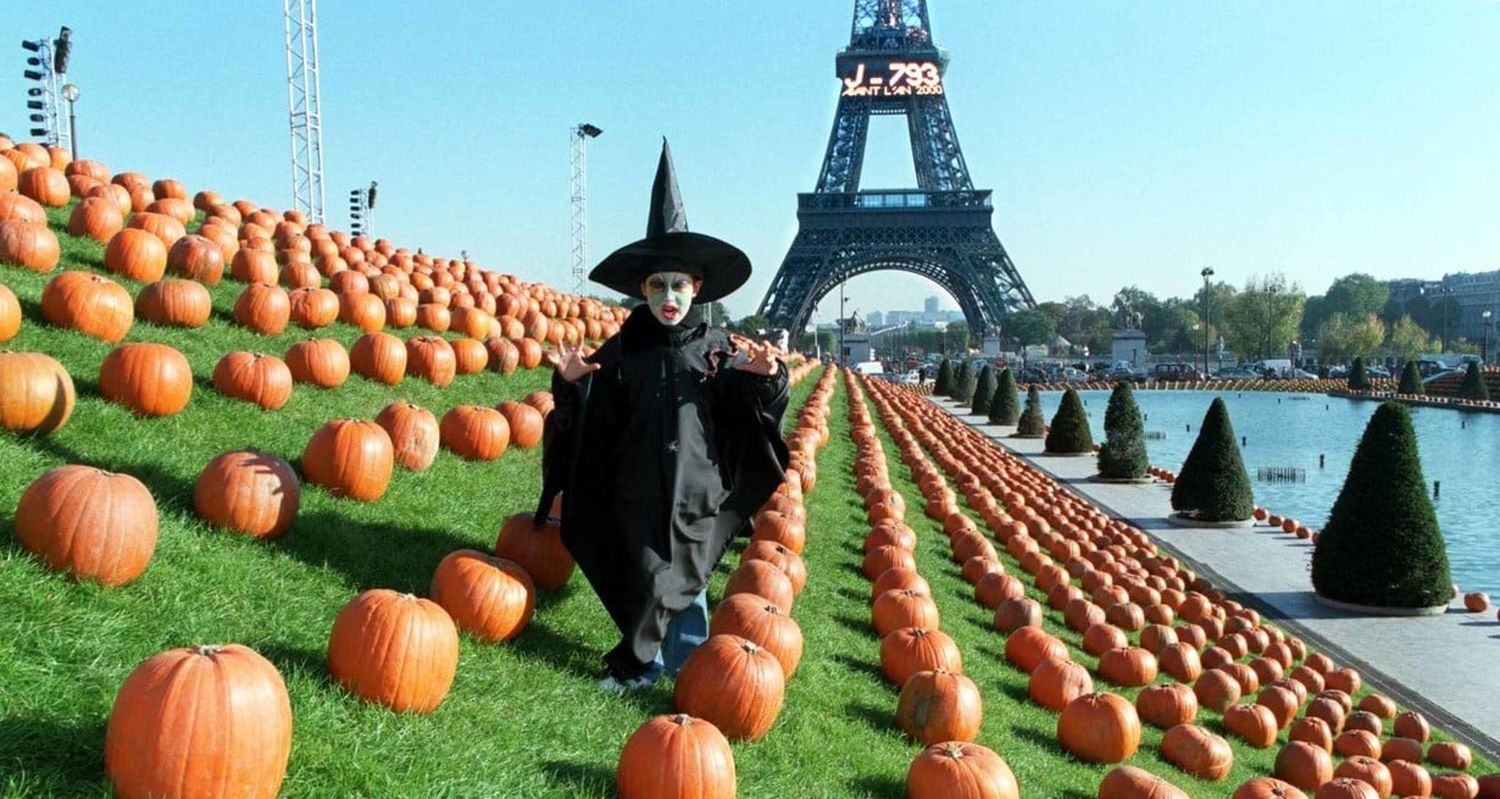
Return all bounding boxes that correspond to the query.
[1044,388,1093,454]
[1170,398,1253,522]
[955,361,977,404]
[1312,402,1451,609]
[1347,356,1369,391]
[1397,360,1423,395]
[1015,386,1046,438]
[935,359,954,396]
[1098,382,1147,479]
[1459,361,1489,401]
[988,367,1021,425]
[970,365,995,415]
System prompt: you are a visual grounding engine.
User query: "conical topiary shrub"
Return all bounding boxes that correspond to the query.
[1170,398,1253,522]
[1458,361,1489,401]
[955,361,978,404]
[934,359,954,396]
[970,365,995,415]
[1398,359,1423,395]
[988,367,1021,425]
[1347,356,1369,391]
[1044,388,1093,454]
[1097,382,1147,479]
[1015,386,1046,438]
[1311,402,1451,609]
[950,361,971,401]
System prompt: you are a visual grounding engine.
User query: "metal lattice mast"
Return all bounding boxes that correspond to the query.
[569,124,602,294]
[21,35,67,150]
[283,0,325,223]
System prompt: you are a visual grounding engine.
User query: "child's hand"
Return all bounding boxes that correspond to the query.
[732,340,779,377]
[545,343,600,383]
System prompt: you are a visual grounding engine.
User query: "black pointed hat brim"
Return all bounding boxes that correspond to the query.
[589,231,751,302]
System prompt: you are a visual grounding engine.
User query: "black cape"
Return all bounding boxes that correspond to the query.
[535,304,790,677]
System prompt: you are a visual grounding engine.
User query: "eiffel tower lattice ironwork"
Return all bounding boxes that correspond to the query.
[757,0,1035,342]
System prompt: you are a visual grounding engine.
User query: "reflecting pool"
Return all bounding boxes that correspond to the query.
[1030,390,1499,596]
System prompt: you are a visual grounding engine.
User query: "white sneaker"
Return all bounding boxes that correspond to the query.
[597,672,658,693]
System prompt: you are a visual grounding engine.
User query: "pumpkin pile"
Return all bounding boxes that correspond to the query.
[857,373,1493,797]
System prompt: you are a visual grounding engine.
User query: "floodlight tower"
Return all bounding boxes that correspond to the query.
[284,0,326,223]
[569,123,602,294]
[20,26,71,150]
[349,181,375,237]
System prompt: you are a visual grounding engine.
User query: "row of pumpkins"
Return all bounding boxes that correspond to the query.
[1020,379,1397,394]
[864,375,1496,798]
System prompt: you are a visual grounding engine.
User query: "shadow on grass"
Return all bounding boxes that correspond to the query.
[832,652,887,685]
[843,700,895,733]
[0,715,109,797]
[846,772,905,799]
[541,760,613,796]
[258,641,334,689]
[833,612,876,639]
[21,434,196,509]
[272,508,477,595]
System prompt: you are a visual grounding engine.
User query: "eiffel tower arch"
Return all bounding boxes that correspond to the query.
[757,0,1035,341]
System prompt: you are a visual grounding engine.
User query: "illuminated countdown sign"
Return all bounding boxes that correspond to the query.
[840,60,944,97]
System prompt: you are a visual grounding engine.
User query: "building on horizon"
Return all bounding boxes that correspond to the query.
[1387,269,1500,342]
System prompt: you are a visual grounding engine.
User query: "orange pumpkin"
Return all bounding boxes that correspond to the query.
[135,279,211,328]
[17,166,69,206]
[1099,766,1190,799]
[302,419,395,501]
[375,402,439,471]
[14,465,158,586]
[707,593,803,677]
[1058,692,1142,763]
[67,196,125,242]
[429,549,535,643]
[494,512,575,590]
[0,351,75,434]
[327,589,459,712]
[125,211,185,247]
[496,400,544,448]
[105,644,292,799]
[195,450,300,540]
[616,715,736,799]
[213,352,293,411]
[0,282,18,342]
[0,191,47,224]
[406,336,456,386]
[234,283,291,335]
[99,343,193,417]
[288,286,339,328]
[351,332,407,385]
[285,338,350,388]
[340,292,387,332]
[439,405,510,460]
[1161,723,1234,781]
[880,627,961,687]
[674,634,785,741]
[906,742,1019,799]
[1136,682,1199,729]
[0,220,61,272]
[231,249,279,284]
[1274,740,1333,792]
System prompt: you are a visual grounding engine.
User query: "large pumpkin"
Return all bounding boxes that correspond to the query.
[496,400,544,449]
[1137,682,1199,729]
[285,338,350,388]
[0,191,47,224]
[213,352,293,411]
[67,196,125,242]
[707,593,803,677]
[494,512,574,590]
[896,668,983,745]
[439,404,510,460]
[351,332,407,385]
[124,211,186,248]
[233,283,291,335]
[485,336,520,375]
[1028,655,1094,711]
[99,343,194,417]
[617,714,735,799]
[0,282,18,342]
[104,644,292,799]
[302,418,395,501]
[194,450,300,539]
[880,627,962,686]
[230,249,279,284]
[906,742,1019,799]
[135,278,211,328]
[104,228,169,282]
[1231,777,1309,799]
[724,559,795,613]
[429,549,535,643]
[450,337,488,374]
[18,166,69,206]
[406,336,456,386]
[1161,723,1234,780]
[1057,692,1142,763]
[1099,766,1191,799]
[0,220,61,272]
[374,402,439,472]
[326,589,459,713]
[674,634,785,741]
[339,292,387,332]
[167,234,225,284]
[289,287,339,328]
[14,465,158,586]
[0,352,75,434]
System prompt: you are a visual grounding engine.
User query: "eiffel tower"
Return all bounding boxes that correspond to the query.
[757,0,1035,341]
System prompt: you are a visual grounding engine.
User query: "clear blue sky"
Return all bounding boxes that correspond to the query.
[4,2,1497,322]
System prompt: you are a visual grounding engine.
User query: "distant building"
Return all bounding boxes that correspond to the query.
[924,296,939,314]
[1386,270,1500,341]
[867,310,884,327]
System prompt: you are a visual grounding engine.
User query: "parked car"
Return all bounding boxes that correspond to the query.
[1059,367,1089,384]
[1153,363,1206,382]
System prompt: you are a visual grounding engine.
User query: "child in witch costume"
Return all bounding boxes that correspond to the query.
[535,141,790,691]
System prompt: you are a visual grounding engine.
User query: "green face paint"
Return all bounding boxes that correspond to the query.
[644,271,696,326]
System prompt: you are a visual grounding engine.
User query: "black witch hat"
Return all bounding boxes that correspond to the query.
[589,139,751,302]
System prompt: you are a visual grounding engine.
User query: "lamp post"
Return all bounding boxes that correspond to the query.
[838,279,847,367]
[1200,266,1214,375]
[1483,309,1493,366]
[60,82,78,160]
[1439,286,1452,355]
[1263,284,1279,361]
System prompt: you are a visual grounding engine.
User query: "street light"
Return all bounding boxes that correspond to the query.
[1263,284,1279,361]
[1483,309,1493,366]
[60,82,78,160]
[1200,266,1214,375]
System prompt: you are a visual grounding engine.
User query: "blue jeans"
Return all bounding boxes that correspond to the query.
[656,588,709,677]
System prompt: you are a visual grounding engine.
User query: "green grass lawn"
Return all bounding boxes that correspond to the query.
[1,202,1493,797]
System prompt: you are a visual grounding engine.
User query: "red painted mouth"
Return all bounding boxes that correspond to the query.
[660,304,680,319]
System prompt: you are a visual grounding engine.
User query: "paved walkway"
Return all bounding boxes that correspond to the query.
[927,397,1500,759]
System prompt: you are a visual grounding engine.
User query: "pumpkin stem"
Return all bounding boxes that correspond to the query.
[669,714,694,727]
[938,743,965,759]
[192,644,224,656]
